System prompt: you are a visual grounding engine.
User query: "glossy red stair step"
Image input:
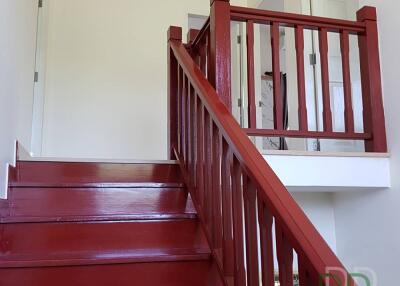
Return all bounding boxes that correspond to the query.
[0,219,209,268]
[0,260,224,286]
[10,162,183,188]
[3,187,195,223]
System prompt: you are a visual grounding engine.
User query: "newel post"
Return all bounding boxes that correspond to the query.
[167,26,182,159]
[357,6,387,152]
[209,0,232,110]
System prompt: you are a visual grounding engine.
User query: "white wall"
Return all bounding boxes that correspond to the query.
[0,0,38,198]
[38,0,246,160]
[331,1,400,284]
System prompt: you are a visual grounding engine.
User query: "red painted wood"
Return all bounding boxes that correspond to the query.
[271,22,283,130]
[357,6,387,152]
[258,200,275,286]
[340,30,355,134]
[3,187,195,223]
[295,25,308,131]
[231,158,246,286]
[276,224,293,286]
[169,37,353,285]
[10,162,183,188]
[243,176,259,286]
[209,0,232,110]
[230,5,366,32]
[246,20,257,129]
[0,260,225,286]
[0,219,209,268]
[244,128,370,139]
[187,29,200,45]
[197,102,205,209]
[211,123,222,252]
[319,28,333,132]
[221,141,234,277]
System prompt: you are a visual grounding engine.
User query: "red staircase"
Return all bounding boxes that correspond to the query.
[1,161,224,285]
[0,1,386,285]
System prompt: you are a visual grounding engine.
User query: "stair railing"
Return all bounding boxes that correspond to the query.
[168,26,354,286]
[187,1,387,153]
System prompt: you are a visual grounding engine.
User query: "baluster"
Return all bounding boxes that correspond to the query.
[200,37,207,76]
[231,158,246,286]
[319,28,333,132]
[186,82,192,176]
[298,256,312,286]
[204,111,213,232]
[271,22,283,130]
[276,223,294,286]
[182,75,187,161]
[340,30,355,134]
[221,140,234,278]
[192,93,198,197]
[177,67,182,155]
[247,20,257,129]
[295,25,308,131]
[212,123,223,255]
[258,199,275,286]
[196,100,205,209]
[243,176,260,286]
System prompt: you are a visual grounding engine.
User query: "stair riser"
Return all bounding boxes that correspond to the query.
[4,187,195,223]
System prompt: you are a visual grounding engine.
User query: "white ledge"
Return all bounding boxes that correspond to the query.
[263,151,391,192]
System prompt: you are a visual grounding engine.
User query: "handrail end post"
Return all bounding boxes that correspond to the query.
[167,26,182,159]
[357,6,387,152]
[209,0,232,110]
[187,29,200,45]
[168,26,182,43]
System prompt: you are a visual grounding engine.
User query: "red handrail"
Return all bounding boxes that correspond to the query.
[168,26,354,286]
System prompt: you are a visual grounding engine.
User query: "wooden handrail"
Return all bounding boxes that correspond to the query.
[168,25,354,286]
[230,5,366,32]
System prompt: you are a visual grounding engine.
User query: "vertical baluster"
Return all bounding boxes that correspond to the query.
[196,100,205,209]
[192,93,198,198]
[231,158,246,286]
[200,37,207,76]
[319,28,333,132]
[212,123,223,256]
[177,67,182,155]
[258,200,275,286]
[340,30,355,134]
[181,75,187,161]
[187,84,195,187]
[190,89,197,189]
[186,82,191,176]
[295,25,308,131]
[204,111,213,233]
[221,140,234,279]
[243,176,260,286]
[276,224,294,286]
[271,22,283,130]
[298,256,312,286]
[247,20,257,129]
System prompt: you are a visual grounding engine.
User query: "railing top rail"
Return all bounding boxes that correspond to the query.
[231,5,366,33]
[190,17,210,49]
[169,39,348,276]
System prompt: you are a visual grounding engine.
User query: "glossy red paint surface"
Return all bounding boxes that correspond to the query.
[10,162,183,188]
[3,187,195,223]
[0,260,224,286]
[0,219,209,268]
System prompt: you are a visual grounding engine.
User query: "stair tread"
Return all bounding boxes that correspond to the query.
[3,187,195,223]
[0,219,210,268]
[10,162,183,187]
[0,260,225,286]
